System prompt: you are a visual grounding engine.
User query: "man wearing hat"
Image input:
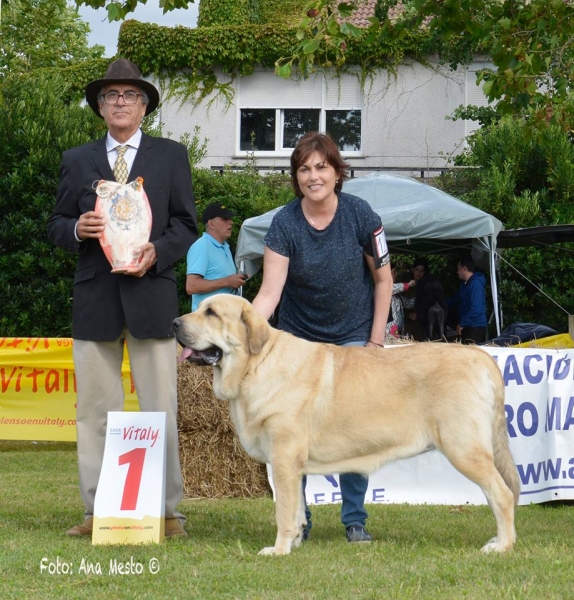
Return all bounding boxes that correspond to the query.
[48,59,197,538]
[186,203,247,311]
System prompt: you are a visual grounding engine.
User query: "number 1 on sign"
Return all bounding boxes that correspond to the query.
[118,447,146,510]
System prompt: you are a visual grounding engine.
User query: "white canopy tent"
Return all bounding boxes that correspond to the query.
[235,173,504,335]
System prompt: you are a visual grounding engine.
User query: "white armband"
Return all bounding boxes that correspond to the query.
[371,226,390,269]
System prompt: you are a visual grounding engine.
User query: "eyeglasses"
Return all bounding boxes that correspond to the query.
[101,91,142,105]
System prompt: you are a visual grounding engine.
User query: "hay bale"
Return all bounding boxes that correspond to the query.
[177,362,271,499]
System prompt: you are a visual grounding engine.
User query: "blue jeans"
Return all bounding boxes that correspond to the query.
[304,339,369,530]
[303,472,369,530]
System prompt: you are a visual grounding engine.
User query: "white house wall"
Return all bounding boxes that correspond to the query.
[155,59,490,172]
[156,69,237,168]
[362,58,466,168]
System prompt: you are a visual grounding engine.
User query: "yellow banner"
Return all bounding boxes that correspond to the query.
[0,338,138,442]
[513,333,574,349]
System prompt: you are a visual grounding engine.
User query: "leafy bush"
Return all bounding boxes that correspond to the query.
[0,72,106,337]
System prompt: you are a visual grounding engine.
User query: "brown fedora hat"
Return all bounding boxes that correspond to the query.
[85,58,160,118]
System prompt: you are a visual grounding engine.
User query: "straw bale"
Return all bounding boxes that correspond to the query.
[177,361,271,499]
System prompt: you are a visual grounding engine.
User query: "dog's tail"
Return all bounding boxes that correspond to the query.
[492,373,521,504]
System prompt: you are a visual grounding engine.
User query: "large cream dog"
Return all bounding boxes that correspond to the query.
[174,294,519,556]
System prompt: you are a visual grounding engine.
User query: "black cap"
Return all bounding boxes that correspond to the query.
[202,203,237,224]
[85,58,160,118]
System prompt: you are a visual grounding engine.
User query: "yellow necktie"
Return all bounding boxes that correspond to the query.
[113,145,129,184]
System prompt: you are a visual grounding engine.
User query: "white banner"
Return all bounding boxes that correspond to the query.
[269,347,574,506]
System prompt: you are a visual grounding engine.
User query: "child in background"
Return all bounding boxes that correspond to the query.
[386,262,415,338]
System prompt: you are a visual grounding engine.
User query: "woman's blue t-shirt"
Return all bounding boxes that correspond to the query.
[264,192,383,344]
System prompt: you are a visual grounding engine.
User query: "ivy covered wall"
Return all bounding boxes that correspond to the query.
[198,0,262,27]
[198,0,305,27]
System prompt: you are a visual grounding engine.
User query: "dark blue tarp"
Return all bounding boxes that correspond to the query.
[486,323,558,346]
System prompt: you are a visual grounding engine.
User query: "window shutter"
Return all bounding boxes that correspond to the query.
[465,65,493,137]
[239,70,322,108]
[324,72,362,108]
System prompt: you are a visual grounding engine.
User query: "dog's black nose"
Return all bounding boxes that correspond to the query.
[173,318,182,329]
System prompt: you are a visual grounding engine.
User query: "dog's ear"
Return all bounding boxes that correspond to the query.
[241,303,270,354]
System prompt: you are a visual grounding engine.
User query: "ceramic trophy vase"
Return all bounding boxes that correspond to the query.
[95,177,152,273]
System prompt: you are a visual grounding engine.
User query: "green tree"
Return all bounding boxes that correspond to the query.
[75,0,302,25]
[279,0,574,126]
[74,0,197,22]
[1,0,105,77]
[0,73,107,336]
[0,0,107,336]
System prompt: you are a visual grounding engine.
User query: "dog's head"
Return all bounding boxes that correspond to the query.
[173,295,271,367]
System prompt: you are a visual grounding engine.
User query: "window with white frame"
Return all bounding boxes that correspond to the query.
[237,70,363,155]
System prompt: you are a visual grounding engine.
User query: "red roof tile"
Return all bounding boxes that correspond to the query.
[349,0,377,28]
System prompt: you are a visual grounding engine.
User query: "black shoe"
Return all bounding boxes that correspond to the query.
[302,526,310,541]
[345,525,372,543]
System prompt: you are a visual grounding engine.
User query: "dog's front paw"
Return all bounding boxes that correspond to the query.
[258,546,291,556]
[480,537,513,553]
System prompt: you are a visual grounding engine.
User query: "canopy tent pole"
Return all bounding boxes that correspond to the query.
[488,235,501,336]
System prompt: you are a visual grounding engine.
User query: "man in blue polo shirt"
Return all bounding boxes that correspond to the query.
[186,203,247,311]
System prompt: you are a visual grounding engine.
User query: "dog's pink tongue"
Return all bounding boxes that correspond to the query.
[177,347,192,364]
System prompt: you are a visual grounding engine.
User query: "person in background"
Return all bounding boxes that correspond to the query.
[412,258,427,284]
[186,202,247,311]
[251,131,393,544]
[386,262,415,338]
[448,255,488,344]
[48,59,197,538]
[406,257,448,341]
[404,257,428,340]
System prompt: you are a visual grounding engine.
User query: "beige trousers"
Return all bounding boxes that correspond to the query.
[73,330,185,522]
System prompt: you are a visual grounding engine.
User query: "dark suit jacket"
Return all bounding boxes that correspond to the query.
[48,133,198,341]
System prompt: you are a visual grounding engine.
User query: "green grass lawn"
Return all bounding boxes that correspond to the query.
[1,441,573,600]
